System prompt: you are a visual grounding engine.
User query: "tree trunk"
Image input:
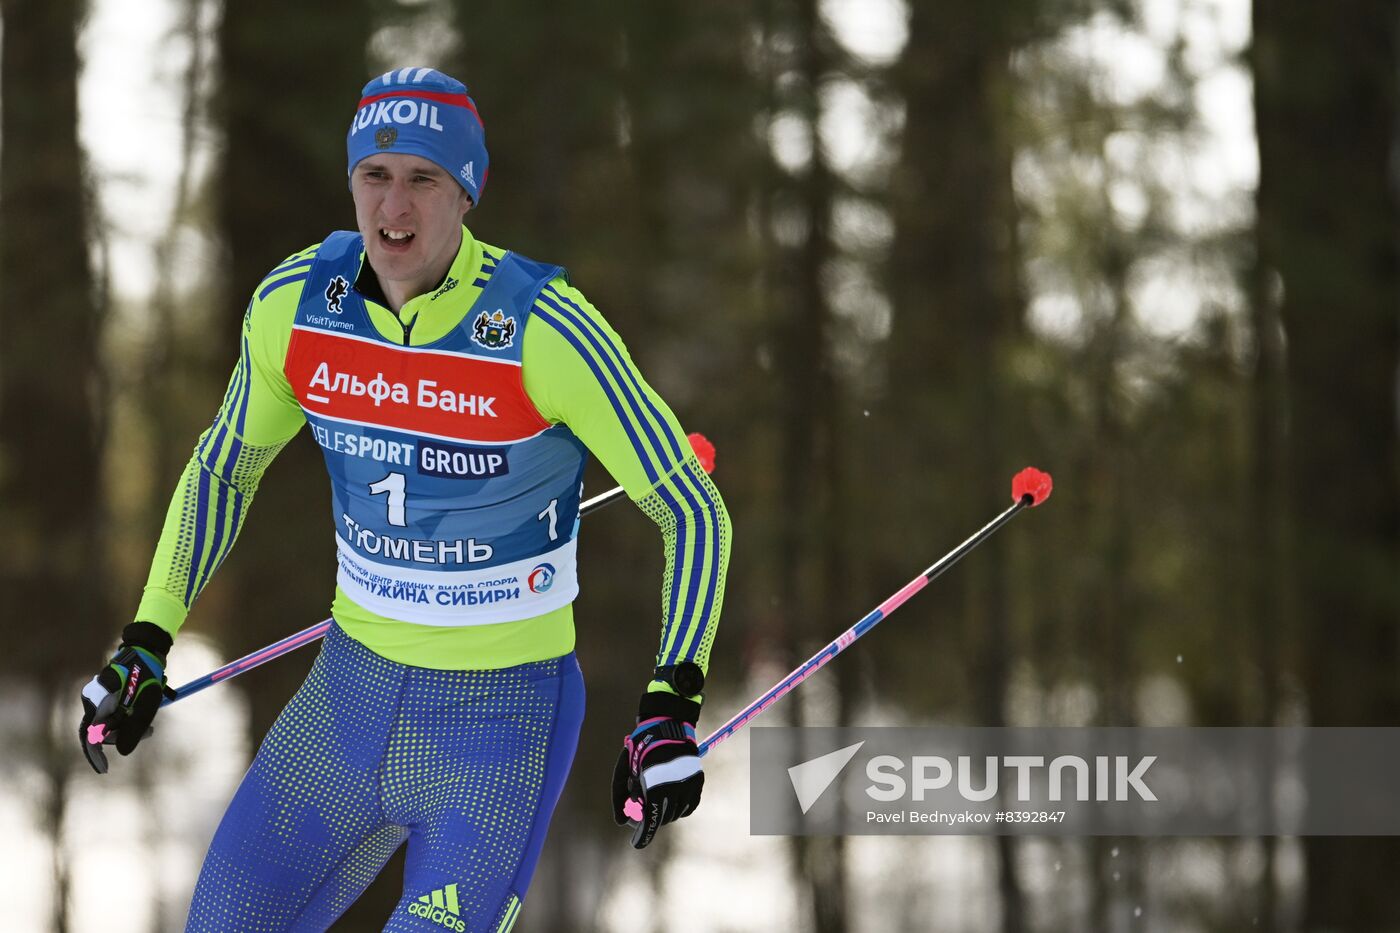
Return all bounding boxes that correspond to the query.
[1245,27,1291,925]
[1253,1,1400,929]
[213,0,371,738]
[0,0,103,929]
[886,3,1029,930]
[763,0,854,927]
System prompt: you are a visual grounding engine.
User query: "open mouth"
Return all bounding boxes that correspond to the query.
[379,228,415,249]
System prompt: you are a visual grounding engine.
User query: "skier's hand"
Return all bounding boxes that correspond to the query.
[611,691,704,849]
[80,622,175,774]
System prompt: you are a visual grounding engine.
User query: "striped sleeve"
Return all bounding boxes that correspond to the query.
[523,280,731,695]
[133,253,310,636]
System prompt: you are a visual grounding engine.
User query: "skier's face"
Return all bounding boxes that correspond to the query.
[351,153,473,301]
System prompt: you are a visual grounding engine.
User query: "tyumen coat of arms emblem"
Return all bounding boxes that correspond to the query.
[324,275,349,314]
[471,309,516,350]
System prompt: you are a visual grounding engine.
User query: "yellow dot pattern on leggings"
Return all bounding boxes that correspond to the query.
[381,656,558,925]
[186,623,580,932]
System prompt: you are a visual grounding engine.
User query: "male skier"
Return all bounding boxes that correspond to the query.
[78,67,730,932]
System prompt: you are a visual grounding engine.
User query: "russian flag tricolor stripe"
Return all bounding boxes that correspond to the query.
[356,89,482,124]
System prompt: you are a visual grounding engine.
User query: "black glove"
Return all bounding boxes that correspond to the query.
[611,691,704,849]
[80,621,175,774]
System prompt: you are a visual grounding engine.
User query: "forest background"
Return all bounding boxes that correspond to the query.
[1,0,1397,930]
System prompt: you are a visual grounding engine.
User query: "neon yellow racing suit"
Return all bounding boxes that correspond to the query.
[133,226,730,694]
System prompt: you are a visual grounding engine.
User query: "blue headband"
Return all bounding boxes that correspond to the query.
[346,67,488,203]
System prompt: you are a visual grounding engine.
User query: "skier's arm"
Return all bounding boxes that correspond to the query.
[133,254,311,637]
[523,278,731,701]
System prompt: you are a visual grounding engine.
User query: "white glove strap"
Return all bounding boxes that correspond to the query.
[82,676,110,707]
[641,754,702,791]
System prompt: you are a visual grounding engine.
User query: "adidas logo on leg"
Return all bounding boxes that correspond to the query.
[406,883,467,932]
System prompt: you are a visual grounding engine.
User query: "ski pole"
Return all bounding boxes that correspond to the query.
[621,467,1052,823]
[695,466,1051,756]
[159,432,718,708]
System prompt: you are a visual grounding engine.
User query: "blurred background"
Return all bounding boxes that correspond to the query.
[1,0,1397,930]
